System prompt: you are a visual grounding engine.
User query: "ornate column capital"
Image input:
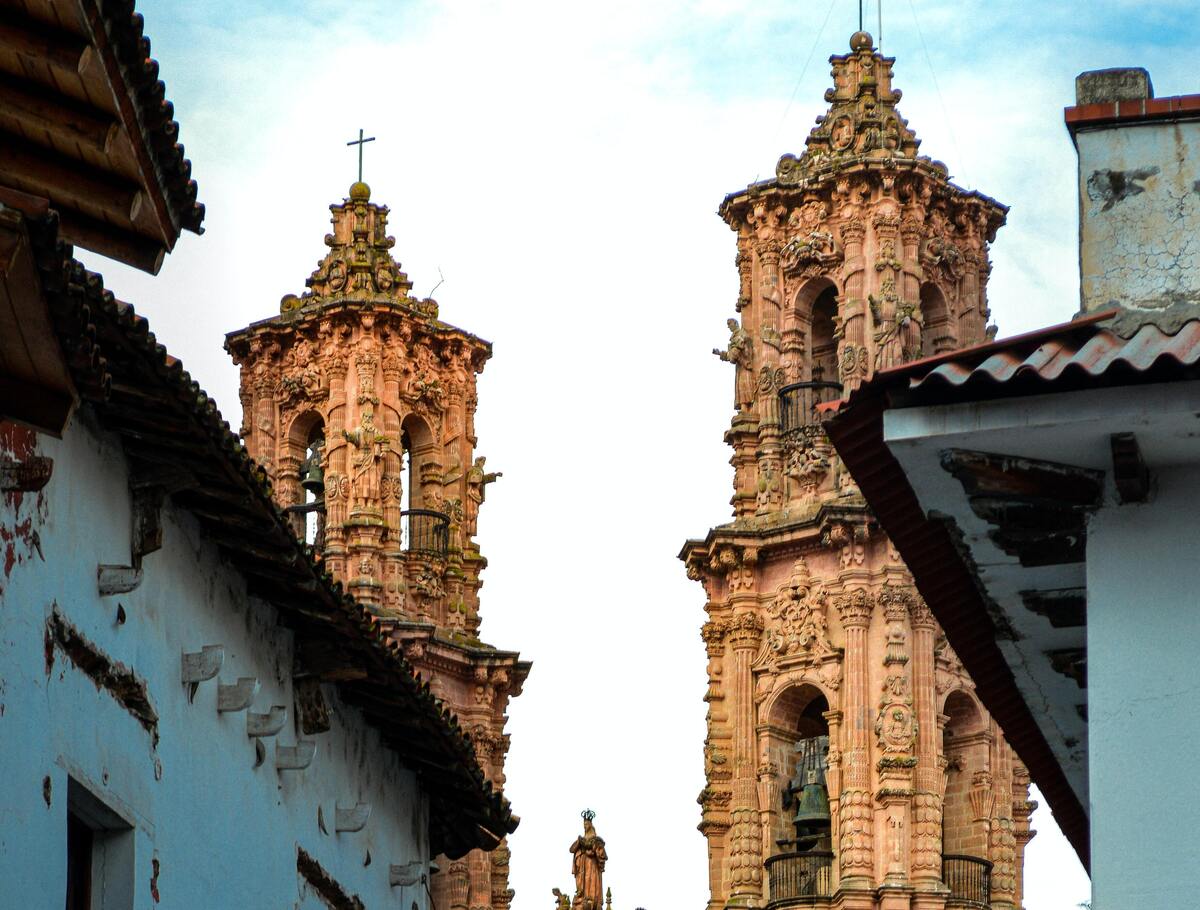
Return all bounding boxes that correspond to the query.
[833,588,873,628]
[725,612,763,649]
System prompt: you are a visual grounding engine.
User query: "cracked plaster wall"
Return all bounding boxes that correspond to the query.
[1078,120,1200,313]
[0,413,430,908]
[1087,462,1200,909]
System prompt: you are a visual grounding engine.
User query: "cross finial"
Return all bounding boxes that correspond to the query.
[346,128,376,183]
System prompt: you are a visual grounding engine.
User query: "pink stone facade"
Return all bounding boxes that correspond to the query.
[227,182,528,910]
[682,34,1033,910]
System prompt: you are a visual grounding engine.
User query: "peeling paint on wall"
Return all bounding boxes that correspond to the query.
[0,421,48,593]
[297,847,367,910]
[1078,122,1200,312]
[46,608,159,746]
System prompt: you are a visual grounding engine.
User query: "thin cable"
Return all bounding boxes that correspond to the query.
[769,0,840,155]
[905,0,968,186]
[878,0,883,52]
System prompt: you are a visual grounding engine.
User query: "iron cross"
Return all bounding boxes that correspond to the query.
[346,129,376,182]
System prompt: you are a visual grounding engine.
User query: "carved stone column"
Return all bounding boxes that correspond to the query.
[1011,763,1036,908]
[908,595,943,888]
[724,612,765,907]
[833,588,874,888]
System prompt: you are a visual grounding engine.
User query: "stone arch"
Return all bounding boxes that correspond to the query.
[762,681,833,851]
[919,282,955,356]
[400,412,438,512]
[941,687,991,860]
[791,277,840,385]
[283,408,325,542]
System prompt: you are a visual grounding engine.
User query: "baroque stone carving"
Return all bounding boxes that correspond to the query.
[714,317,756,411]
[766,559,834,658]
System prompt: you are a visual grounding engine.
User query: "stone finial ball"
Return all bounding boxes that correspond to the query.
[849,31,873,51]
[349,181,371,202]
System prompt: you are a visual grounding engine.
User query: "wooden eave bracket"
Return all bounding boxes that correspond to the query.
[1110,432,1150,504]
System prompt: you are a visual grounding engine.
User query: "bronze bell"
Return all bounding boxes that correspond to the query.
[787,734,832,849]
[792,772,832,830]
[301,447,324,497]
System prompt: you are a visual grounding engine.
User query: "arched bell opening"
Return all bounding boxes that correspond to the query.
[283,410,326,546]
[920,282,955,357]
[762,683,835,903]
[941,688,993,900]
[765,684,832,852]
[399,413,448,556]
[808,285,839,386]
[781,279,843,435]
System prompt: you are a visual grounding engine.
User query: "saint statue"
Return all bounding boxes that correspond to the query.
[570,810,607,910]
[713,317,755,411]
[465,456,502,538]
[343,405,391,506]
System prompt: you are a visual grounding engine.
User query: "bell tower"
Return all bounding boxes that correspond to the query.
[681,33,1034,910]
[227,179,529,910]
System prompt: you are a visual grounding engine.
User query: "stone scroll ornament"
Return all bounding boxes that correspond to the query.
[766,558,834,658]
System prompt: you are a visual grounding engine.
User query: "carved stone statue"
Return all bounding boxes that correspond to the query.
[343,405,390,505]
[465,456,502,538]
[714,317,755,411]
[570,811,607,910]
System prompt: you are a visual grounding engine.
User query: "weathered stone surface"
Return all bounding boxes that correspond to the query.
[227,184,528,910]
[682,32,1031,909]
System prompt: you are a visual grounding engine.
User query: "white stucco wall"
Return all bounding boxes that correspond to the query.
[0,410,430,908]
[1077,118,1200,312]
[1087,463,1200,910]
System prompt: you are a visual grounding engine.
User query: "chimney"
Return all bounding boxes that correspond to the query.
[1065,69,1200,318]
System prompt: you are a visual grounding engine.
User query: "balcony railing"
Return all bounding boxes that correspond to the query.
[401,509,450,557]
[779,381,843,435]
[765,851,834,907]
[943,854,992,908]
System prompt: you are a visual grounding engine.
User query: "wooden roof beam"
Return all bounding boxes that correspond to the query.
[0,12,90,75]
[0,130,144,227]
[0,72,118,154]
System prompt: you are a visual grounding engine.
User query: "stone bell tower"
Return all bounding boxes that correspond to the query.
[226,179,530,910]
[681,33,1034,910]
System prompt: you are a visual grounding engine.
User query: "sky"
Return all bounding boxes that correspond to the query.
[79,1,1200,907]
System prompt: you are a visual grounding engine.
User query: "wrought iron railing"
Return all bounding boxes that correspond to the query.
[943,854,992,908]
[765,851,834,906]
[401,509,449,557]
[779,381,843,435]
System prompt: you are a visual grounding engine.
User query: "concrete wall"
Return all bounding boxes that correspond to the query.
[0,411,430,908]
[1076,116,1200,313]
[1087,462,1200,909]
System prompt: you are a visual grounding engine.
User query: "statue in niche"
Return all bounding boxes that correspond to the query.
[570,811,607,910]
[714,317,755,411]
[343,404,391,505]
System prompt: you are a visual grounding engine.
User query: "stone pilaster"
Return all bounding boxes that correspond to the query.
[834,588,874,888]
[724,611,764,907]
[908,596,942,887]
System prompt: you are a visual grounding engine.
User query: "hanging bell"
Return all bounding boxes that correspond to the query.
[792,774,832,831]
[301,448,325,497]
